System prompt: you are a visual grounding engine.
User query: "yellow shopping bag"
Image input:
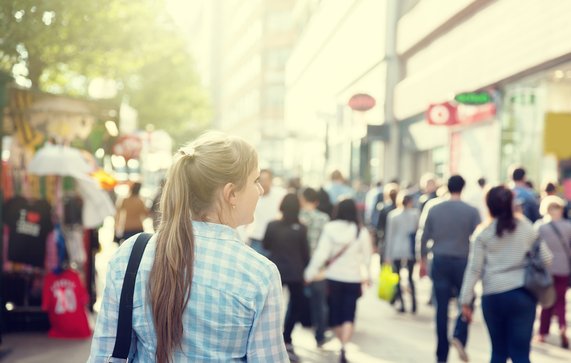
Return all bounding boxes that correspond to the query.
[377,265,399,301]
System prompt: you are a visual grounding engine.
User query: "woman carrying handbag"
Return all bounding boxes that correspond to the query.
[535,195,571,348]
[460,185,553,363]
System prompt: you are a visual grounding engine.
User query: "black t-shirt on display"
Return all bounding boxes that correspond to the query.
[3,196,54,267]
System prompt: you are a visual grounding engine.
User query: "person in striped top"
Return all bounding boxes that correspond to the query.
[460,185,553,363]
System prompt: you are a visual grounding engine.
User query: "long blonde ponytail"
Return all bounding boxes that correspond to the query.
[148,132,257,363]
[150,156,194,363]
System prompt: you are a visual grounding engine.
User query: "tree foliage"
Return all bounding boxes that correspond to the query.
[0,0,211,144]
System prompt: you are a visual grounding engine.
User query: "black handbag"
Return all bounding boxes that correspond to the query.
[106,233,152,363]
[523,238,556,308]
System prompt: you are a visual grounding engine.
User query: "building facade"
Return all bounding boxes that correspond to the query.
[187,0,297,176]
[394,0,571,193]
[284,0,389,186]
[217,0,297,175]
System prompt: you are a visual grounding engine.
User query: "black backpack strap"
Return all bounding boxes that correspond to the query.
[110,233,152,361]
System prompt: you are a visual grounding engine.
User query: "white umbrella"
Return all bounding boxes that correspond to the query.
[28,144,115,227]
[28,143,93,176]
[75,176,116,229]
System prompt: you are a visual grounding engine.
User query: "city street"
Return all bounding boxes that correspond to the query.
[1,221,570,363]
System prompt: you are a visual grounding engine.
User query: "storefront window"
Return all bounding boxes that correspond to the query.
[500,84,545,184]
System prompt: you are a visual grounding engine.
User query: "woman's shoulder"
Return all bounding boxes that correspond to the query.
[515,217,535,233]
[472,220,496,241]
[108,233,156,276]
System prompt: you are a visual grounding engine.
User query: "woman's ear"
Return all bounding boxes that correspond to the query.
[223,182,237,205]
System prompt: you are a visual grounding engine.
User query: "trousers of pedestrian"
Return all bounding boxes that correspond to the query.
[283,281,305,344]
[431,255,469,362]
[392,259,416,312]
[308,280,328,343]
[482,288,536,363]
[539,274,569,335]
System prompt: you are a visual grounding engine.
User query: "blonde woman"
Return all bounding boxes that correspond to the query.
[89,132,288,362]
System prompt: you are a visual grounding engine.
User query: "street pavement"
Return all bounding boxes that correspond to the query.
[1,219,571,362]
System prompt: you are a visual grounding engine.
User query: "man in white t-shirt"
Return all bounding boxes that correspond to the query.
[247,169,286,256]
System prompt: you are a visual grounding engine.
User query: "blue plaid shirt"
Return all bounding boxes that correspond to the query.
[88,222,288,362]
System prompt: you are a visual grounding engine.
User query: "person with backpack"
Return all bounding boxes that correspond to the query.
[511,167,541,223]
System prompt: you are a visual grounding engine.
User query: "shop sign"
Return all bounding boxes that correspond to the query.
[426,102,457,125]
[457,103,496,124]
[427,102,496,126]
[454,91,492,105]
[348,93,376,111]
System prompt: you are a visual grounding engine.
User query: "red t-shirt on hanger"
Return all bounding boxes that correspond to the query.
[42,269,92,339]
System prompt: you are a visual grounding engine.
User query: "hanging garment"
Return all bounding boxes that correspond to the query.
[42,269,91,339]
[61,225,86,266]
[63,195,83,225]
[3,196,53,268]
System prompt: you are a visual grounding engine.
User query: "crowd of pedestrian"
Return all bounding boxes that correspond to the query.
[91,131,571,363]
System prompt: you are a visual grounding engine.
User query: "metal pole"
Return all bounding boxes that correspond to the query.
[383,0,402,182]
[0,71,13,344]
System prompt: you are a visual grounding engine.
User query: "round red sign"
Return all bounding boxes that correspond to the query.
[348,93,376,111]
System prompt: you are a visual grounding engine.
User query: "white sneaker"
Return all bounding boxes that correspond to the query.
[451,337,469,362]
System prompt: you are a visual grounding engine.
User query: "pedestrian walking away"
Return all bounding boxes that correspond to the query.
[384,192,420,314]
[375,183,399,265]
[535,195,571,348]
[263,193,310,362]
[299,187,331,348]
[88,131,289,362]
[417,175,481,363]
[461,185,553,363]
[114,182,149,243]
[304,199,373,363]
[510,166,541,223]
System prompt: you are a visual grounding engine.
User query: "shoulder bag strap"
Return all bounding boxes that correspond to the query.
[110,233,152,361]
[549,222,571,256]
[324,226,360,268]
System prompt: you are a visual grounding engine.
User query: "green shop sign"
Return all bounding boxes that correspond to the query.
[454,91,492,105]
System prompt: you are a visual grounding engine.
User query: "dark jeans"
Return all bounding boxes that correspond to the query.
[283,282,305,344]
[308,280,328,343]
[482,288,536,363]
[393,259,416,312]
[539,274,569,334]
[432,255,469,362]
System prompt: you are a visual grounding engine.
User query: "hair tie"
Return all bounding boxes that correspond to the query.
[180,148,196,159]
